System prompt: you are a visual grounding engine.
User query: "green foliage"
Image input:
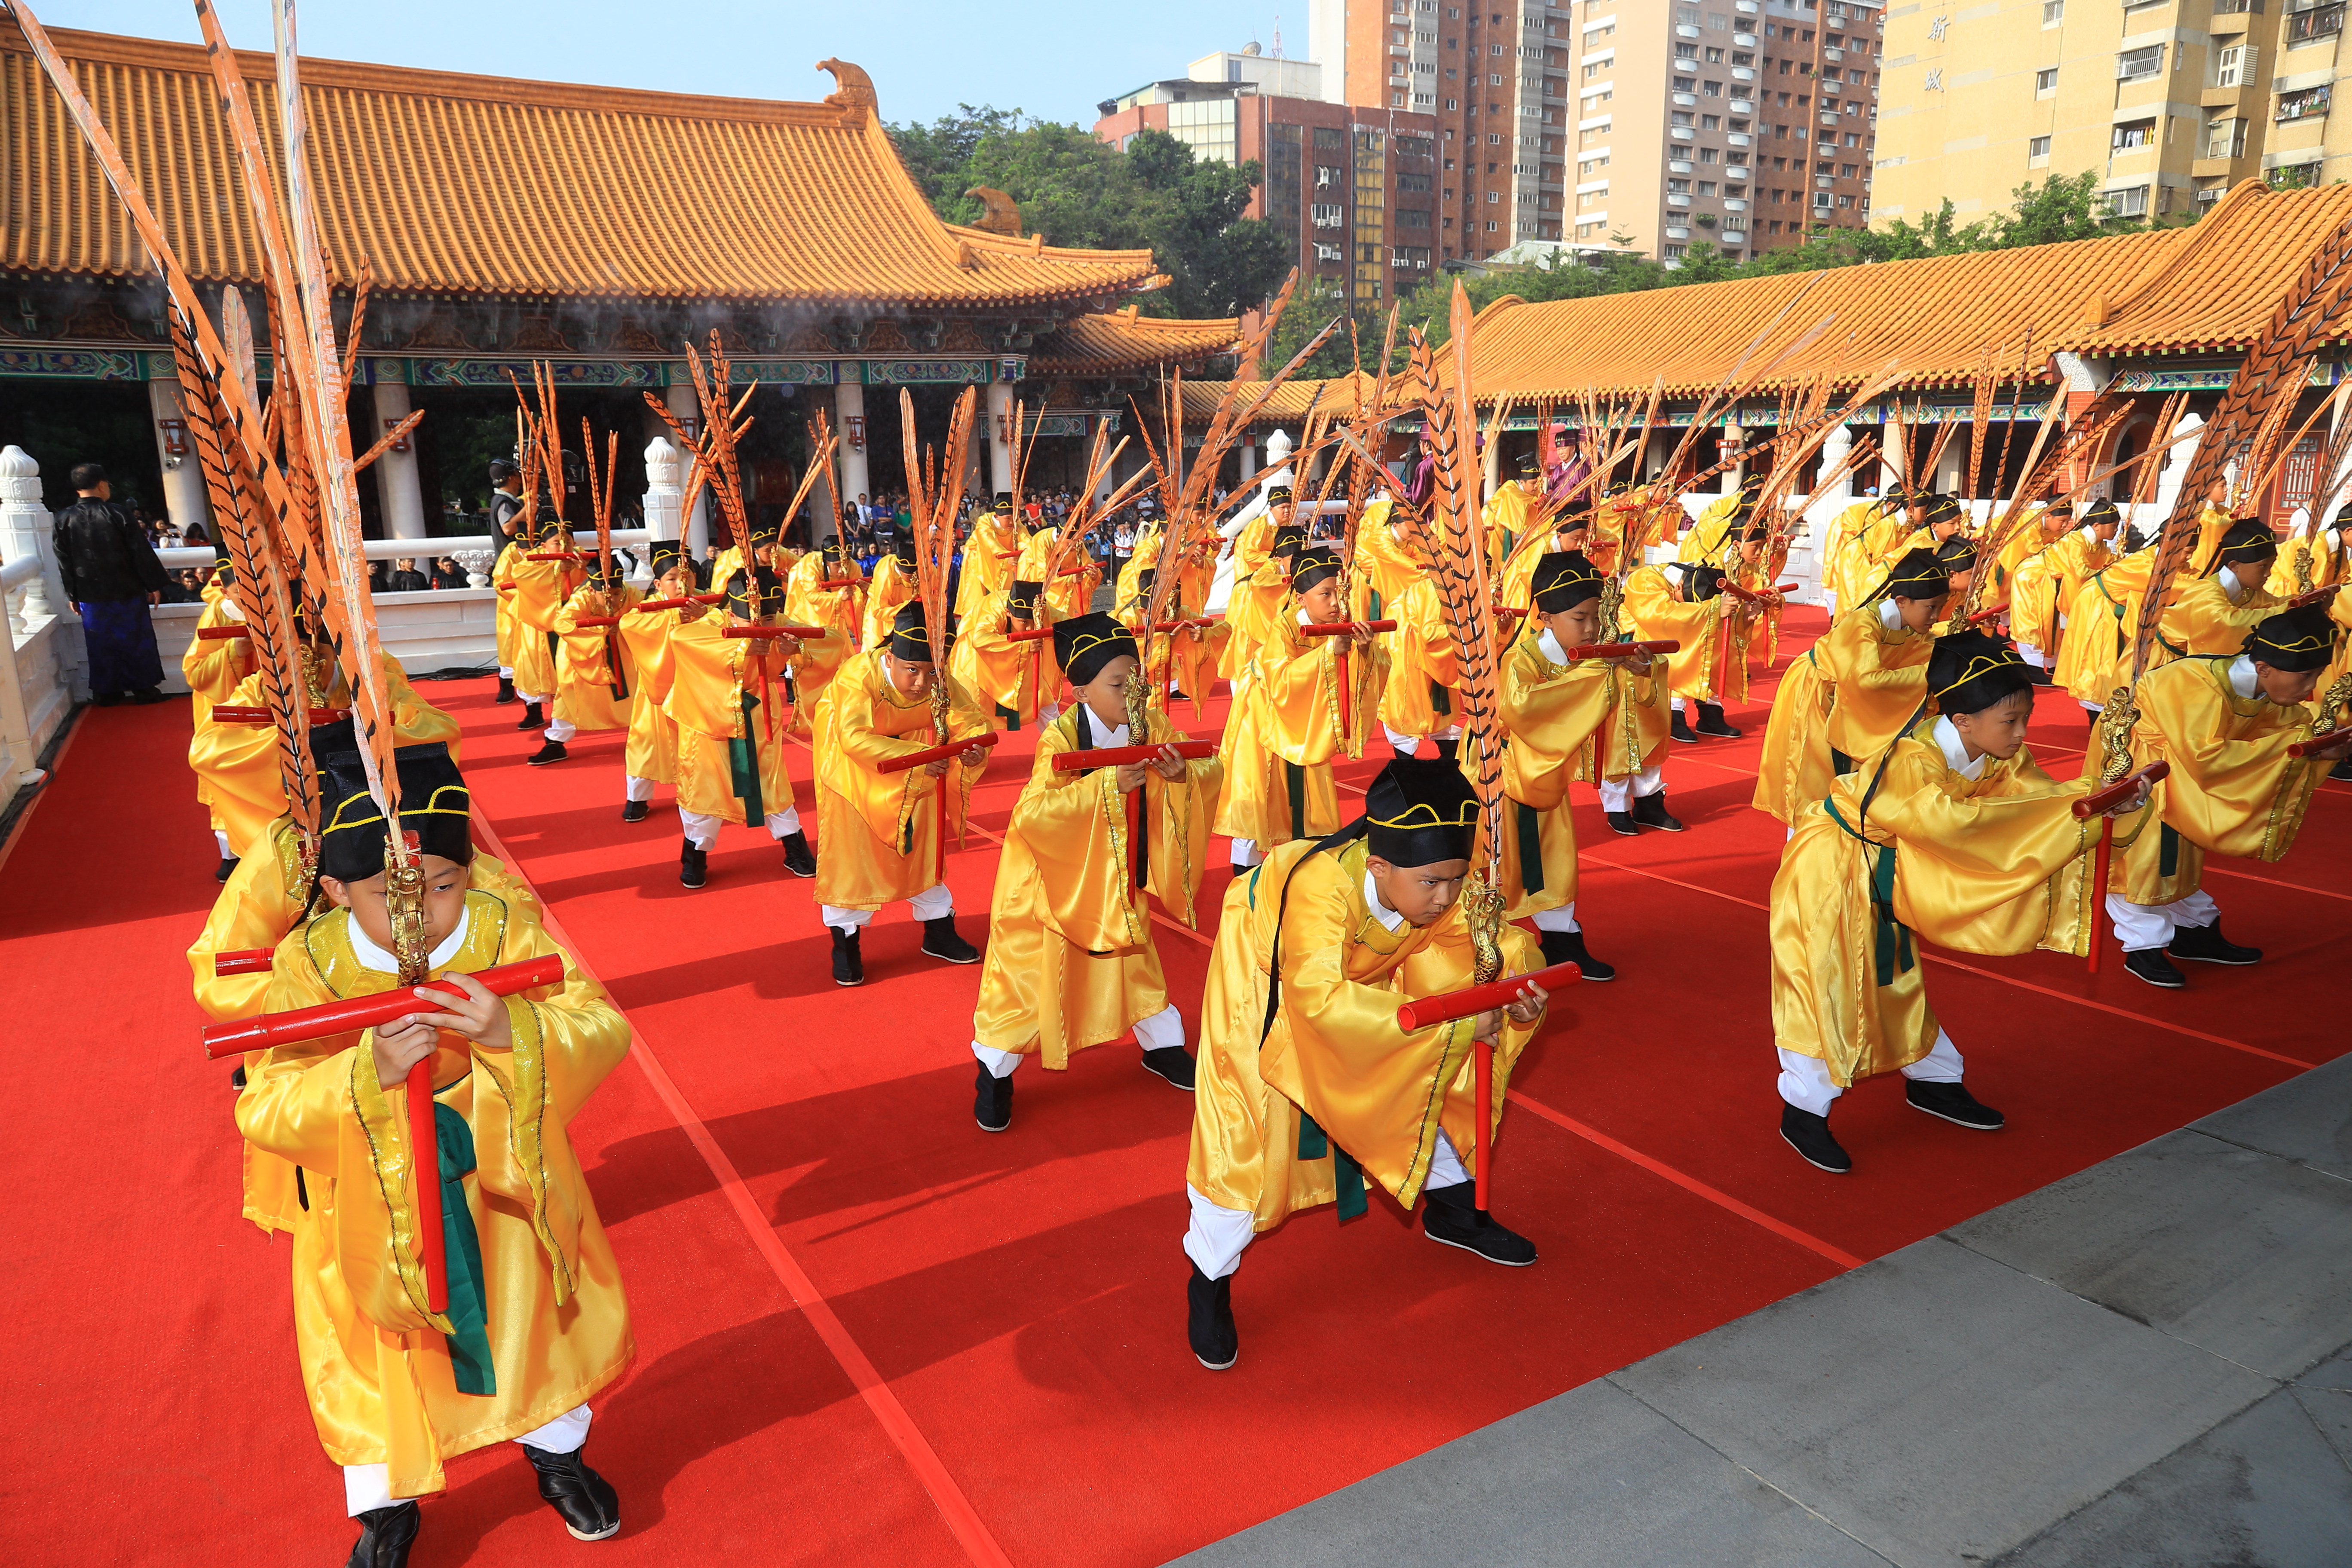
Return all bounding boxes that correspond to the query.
[884,110,1292,322]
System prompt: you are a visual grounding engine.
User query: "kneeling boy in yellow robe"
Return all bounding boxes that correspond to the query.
[811,600,994,986]
[2150,520,2285,668]
[234,744,632,1560]
[535,560,644,769]
[1771,631,2150,1176]
[1183,758,1551,1370]
[966,612,1225,1131]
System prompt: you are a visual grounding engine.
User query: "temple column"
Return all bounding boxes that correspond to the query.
[147,378,208,538]
[1238,436,1259,480]
[1480,428,1501,506]
[665,378,711,556]
[369,378,428,540]
[1095,413,1118,502]
[835,378,870,521]
[986,380,1014,496]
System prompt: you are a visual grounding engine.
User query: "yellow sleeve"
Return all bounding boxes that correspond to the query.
[1871,739,2107,944]
[1498,640,1615,809]
[2138,660,2325,862]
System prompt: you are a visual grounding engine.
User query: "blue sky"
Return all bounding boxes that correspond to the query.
[53,2,1309,128]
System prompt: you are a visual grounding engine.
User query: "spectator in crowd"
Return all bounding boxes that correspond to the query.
[386,557,430,593]
[431,555,469,590]
[54,462,171,705]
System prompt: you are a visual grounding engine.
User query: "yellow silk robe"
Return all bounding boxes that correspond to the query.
[788,551,866,649]
[971,704,1224,1067]
[1823,501,1904,607]
[1622,564,1745,704]
[2153,572,2281,665]
[2107,654,2328,906]
[183,593,250,732]
[1214,613,1390,846]
[1822,606,1934,769]
[492,547,567,697]
[551,583,643,734]
[2011,530,2110,657]
[2267,529,2346,597]
[1350,501,1423,620]
[956,513,1019,619]
[191,658,459,859]
[1117,587,1230,714]
[1218,512,1285,680]
[1379,577,1464,742]
[191,822,541,1236]
[616,601,684,784]
[947,592,1058,731]
[1188,836,1542,1228]
[1981,509,2052,611]
[664,617,829,827]
[1486,628,1617,919]
[810,651,992,910]
[861,557,917,649]
[1482,482,1539,573]
[493,542,523,674]
[1017,529,1097,622]
[1678,492,1744,564]
[236,891,632,1501]
[2057,550,2155,706]
[1754,631,1838,825]
[1773,732,2110,1087]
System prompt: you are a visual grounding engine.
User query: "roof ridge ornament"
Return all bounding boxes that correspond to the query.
[816,58,876,119]
[966,187,1024,238]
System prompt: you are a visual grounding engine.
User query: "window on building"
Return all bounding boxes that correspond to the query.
[2270,159,2324,189]
[2288,4,2347,46]
[2104,184,2150,217]
[1706,46,1725,61]
[2030,134,2052,158]
[1664,244,1687,259]
[1700,147,1720,163]
[2111,118,2156,151]
[1698,180,1718,195]
[2035,67,2058,96]
[1668,177,1692,193]
[1673,75,1697,90]
[2042,0,2063,21]
[1672,110,1694,126]
[1703,114,1721,128]
[1398,208,1432,227]
[2214,45,2255,87]
[2278,85,2332,123]
[2115,45,2164,83]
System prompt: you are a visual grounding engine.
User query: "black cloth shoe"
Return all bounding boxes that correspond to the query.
[1432,736,1461,762]
[1695,702,1743,738]
[494,676,517,704]
[1780,1103,1851,1174]
[2168,922,2261,965]
[1538,926,1613,982]
[1605,810,1640,837]
[516,701,542,731]
[1669,711,1699,743]
[778,830,817,878]
[1630,790,1686,832]
[214,855,240,883]
[525,740,568,766]
[129,687,168,705]
[2024,665,2054,686]
[2334,755,2352,782]
[830,925,864,986]
[1905,1078,2005,1131]
[973,1060,1013,1132]
[679,838,707,890]
[2123,947,2187,989]
[229,1064,247,1092]
[1421,1180,1537,1265]
[620,799,650,823]
[346,1500,419,1568]
[1186,1261,1238,1370]
[1141,1045,1197,1090]
[921,914,980,964]
[519,1442,621,1542]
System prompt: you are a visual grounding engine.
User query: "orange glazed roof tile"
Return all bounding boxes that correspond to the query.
[0,24,1158,310]
[1458,182,2352,401]
[1026,307,1242,375]
[1173,371,1390,425]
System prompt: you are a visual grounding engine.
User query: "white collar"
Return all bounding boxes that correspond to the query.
[221,598,246,622]
[2228,655,2260,699]
[1879,596,1903,630]
[1932,715,1988,781]
[1363,870,1405,933]
[2217,567,2247,604]
[348,903,470,975]
[1080,710,1130,749]
[1297,607,1315,626]
[1537,626,1567,665]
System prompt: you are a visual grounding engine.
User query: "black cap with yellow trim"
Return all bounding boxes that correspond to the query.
[1531,550,1604,613]
[1051,612,1138,686]
[1362,757,1479,867]
[1265,485,1294,507]
[317,743,473,883]
[1006,579,1044,619]
[649,538,683,576]
[888,599,950,662]
[1882,547,1951,600]
[1926,629,2032,717]
[1290,547,1343,594]
[2243,603,2336,672]
[2214,519,2280,565]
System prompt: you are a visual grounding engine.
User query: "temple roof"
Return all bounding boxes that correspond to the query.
[1025,307,1242,376]
[1458,181,2352,399]
[0,23,1158,311]
[1172,372,1389,425]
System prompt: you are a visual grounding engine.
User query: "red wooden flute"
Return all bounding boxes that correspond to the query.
[196,623,251,640]
[1721,580,1801,604]
[635,594,725,612]
[214,948,274,976]
[2289,585,2341,609]
[200,954,567,1059]
[721,623,826,640]
[526,550,586,562]
[210,705,350,726]
[876,731,1004,775]
[1393,960,1581,1033]
[2290,726,2352,758]
[1051,740,1219,772]
[2071,761,2169,819]
[570,616,622,628]
[1299,619,1398,637]
[1563,638,1680,661]
[1005,625,1057,643]
[819,577,866,589]
[1153,618,1221,631]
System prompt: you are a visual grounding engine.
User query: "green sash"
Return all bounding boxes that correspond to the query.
[1297,1112,1368,1220]
[433,1102,496,1396]
[727,691,765,820]
[1825,797,1914,986]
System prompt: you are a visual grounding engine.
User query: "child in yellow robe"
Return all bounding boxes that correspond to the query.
[1486,551,1644,980]
[1183,758,1551,1369]
[1378,573,1464,760]
[2011,499,2119,683]
[2267,511,2347,598]
[2151,520,2284,666]
[615,541,692,821]
[490,515,571,742]
[948,576,1058,731]
[184,556,254,875]
[860,534,919,649]
[1214,547,1390,871]
[487,457,527,705]
[789,534,866,649]
[665,563,847,887]
[956,494,1020,619]
[1623,557,1749,743]
[1218,486,1298,684]
[966,613,1225,1130]
[1772,632,2150,1175]
[235,744,631,1559]
[811,600,995,986]
[1119,564,1229,711]
[533,561,642,769]
[2103,605,2345,989]
[2057,526,2156,711]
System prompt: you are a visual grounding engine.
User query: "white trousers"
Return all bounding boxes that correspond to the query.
[1183,1132,1470,1280]
[497,664,514,679]
[2017,643,2046,669]
[1383,723,1462,755]
[2106,888,2220,953]
[1532,900,1580,934]
[971,1003,1183,1077]
[680,804,799,848]
[514,686,552,707]
[624,773,658,803]
[823,882,952,931]
[1229,838,1264,869]
[1776,1031,1965,1118]
[213,828,233,858]
[1597,764,1664,813]
[345,1405,591,1515]
[542,715,578,743]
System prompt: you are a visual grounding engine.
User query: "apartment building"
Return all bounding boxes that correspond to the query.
[1095,51,1442,310]
[1307,1,1881,267]
[1875,0,2351,230]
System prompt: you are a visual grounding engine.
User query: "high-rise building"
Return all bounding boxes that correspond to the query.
[1096,50,1441,312]
[1874,0,2349,231]
[1308,0,1881,267]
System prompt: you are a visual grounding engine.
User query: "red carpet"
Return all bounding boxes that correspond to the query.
[3,612,2343,1568]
